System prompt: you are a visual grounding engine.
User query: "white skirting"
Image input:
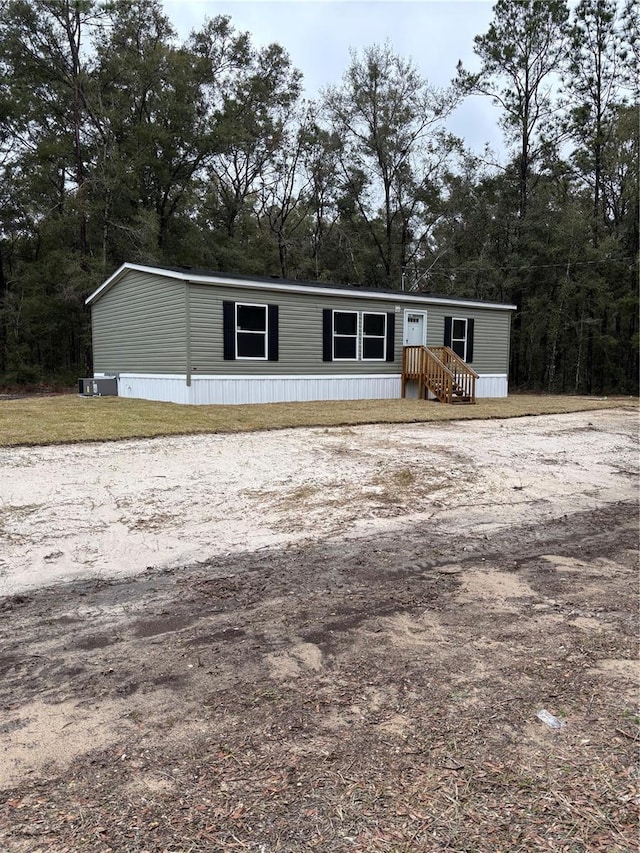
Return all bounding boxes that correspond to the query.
[114,372,508,405]
[117,373,401,405]
[476,374,509,397]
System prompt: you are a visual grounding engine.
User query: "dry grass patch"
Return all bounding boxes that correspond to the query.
[0,392,636,447]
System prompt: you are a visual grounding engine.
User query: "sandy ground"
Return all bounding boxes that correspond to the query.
[0,408,638,852]
[0,409,637,597]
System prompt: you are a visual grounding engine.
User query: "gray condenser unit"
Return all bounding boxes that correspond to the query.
[78,377,118,397]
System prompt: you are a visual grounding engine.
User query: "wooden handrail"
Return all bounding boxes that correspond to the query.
[402,345,476,404]
[430,347,478,404]
[429,346,479,378]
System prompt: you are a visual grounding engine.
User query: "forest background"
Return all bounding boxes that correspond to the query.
[0,0,637,394]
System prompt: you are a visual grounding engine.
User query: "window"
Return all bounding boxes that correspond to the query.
[444,316,475,363]
[451,318,467,360]
[236,303,267,359]
[223,301,279,361]
[324,309,395,362]
[361,312,386,360]
[333,310,359,360]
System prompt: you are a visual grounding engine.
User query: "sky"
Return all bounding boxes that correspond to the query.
[162,0,505,156]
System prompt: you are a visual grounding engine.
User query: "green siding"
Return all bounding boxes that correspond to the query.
[92,270,186,374]
[190,285,404,377]
[426,306,511,374]
[91,270,512,377]
[189,284,511,376]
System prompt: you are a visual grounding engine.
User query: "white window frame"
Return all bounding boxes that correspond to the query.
[332,310,360,361]
[361,311,387,361]
[235,302,268,360]
[451,317,468,361]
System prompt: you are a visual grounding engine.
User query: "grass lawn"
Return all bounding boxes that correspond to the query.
[0,392,636,447]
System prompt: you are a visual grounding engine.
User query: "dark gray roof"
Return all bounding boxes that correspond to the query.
[150,263,506,307]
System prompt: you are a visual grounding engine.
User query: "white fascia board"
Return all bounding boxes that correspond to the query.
[85,264,124,305]
[85,263,190,305]
[86,262,517,311]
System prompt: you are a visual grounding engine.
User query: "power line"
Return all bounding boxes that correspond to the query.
[414,255,637,277]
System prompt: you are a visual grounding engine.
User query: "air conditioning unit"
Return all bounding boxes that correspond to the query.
[78,377,118,397]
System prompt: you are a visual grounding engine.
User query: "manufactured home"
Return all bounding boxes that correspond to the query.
[85,264,516,405]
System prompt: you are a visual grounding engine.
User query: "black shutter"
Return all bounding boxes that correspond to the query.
[444,316,452,348]
[466,318,474,363]
[385,312,395,361]
[223,301,235,360]
[268,305,279,361]
[322,309,332,361]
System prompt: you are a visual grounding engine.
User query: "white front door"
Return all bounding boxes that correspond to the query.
[403,310,427,346]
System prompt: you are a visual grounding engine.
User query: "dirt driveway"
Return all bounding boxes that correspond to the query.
[0,409,638,851]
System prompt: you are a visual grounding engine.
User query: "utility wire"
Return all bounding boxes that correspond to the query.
[414,255,637,276]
